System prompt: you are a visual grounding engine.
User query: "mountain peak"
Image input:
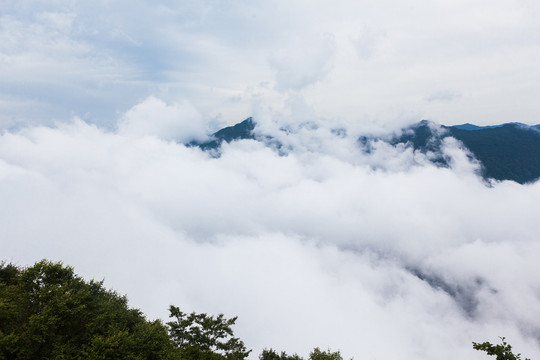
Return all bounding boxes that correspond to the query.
[190,117,540,184]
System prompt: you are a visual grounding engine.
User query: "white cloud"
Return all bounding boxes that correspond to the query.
[1,112,540,359]
[117,96,208,142]
[269,33,337,91]
[2,0,540,127]
[3,1,540,357]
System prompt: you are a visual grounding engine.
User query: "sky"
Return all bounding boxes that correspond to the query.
[1,0,540,130]
[2,1,540,360]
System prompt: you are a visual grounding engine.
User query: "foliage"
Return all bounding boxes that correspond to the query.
[309,348,344,360]
[2,259,352,360]
[259,348,303,360]
[259,348,344,360]
[193,117,256,151]
[449,125,540,184]
[390,121,540,184]
[473,337,531,360]
[167,305,251,360]
[0,260,177,360]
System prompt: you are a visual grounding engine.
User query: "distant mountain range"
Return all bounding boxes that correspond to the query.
[191,117,257,151]
[190,118,540,184]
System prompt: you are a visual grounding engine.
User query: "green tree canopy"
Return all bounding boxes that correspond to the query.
[0,260,177,360]
[259,348,344,360]
[1,259,350,360]
[309,348,344,360]
[167,305,251,360]
[259,348,303,360]
[473,337,531,360]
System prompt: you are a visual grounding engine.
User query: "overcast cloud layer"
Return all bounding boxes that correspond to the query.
[2,1,540,360]
[1,0,540,129]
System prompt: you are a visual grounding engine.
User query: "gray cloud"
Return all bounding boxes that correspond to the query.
[269,33,337,91]
[354,28,386,59]
[2,0,540,128]
[426,90,462,102]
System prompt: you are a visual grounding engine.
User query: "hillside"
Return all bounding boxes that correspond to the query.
[191,118,540,184]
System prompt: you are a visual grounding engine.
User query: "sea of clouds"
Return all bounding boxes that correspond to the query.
[2,96,540,360]
[2,0,540,358]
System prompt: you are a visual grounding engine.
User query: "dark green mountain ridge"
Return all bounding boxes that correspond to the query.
[190,118,540,184]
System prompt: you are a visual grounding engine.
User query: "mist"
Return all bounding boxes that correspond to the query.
[2,0,540,358]
[1,102,540,360]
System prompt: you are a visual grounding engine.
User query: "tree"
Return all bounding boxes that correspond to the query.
[473,337,531,360]
[309,348,344,360]
[2,259,349,360]
[167,305,251,360]
[259,348,303,360]
[0,260,178,360]
[259,348,344,360]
